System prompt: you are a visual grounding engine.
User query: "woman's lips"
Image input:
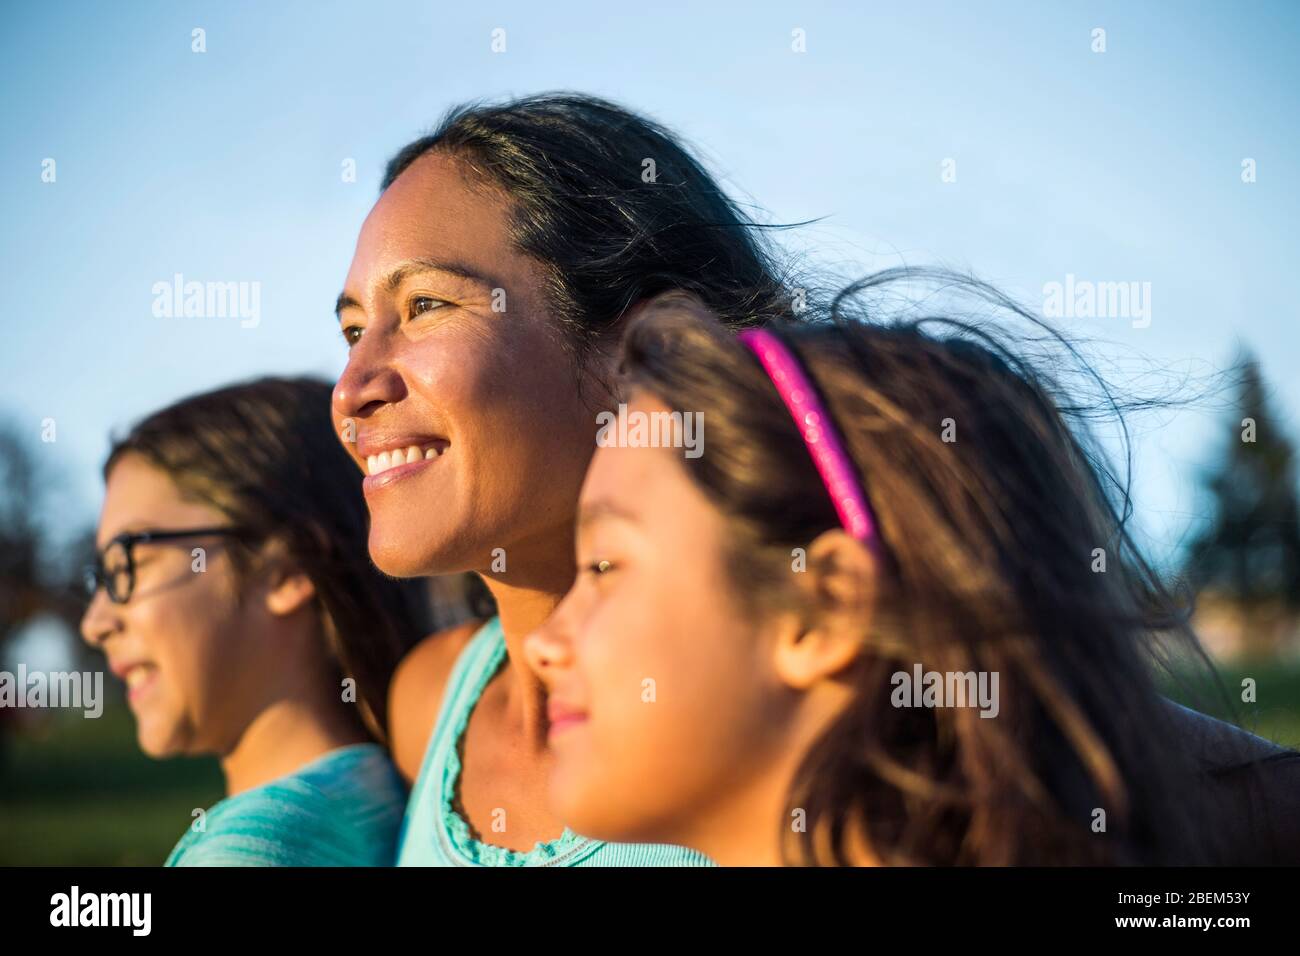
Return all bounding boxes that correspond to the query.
[362,450,443,494]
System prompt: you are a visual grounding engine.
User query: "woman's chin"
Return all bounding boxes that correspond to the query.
[368,525,460,578]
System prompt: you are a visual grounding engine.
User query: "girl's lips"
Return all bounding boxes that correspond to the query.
[125,666,159,704]
[362,453,440,494]
[547,702,589,738]
[548,714,588,738]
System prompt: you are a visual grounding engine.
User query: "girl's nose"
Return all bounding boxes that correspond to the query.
[79,587,121,648]
[522,611,575,681]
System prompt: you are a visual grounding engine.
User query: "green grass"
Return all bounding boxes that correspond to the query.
[2,657,1297,866]
[0,702,223,865]
[1158,657,1300,751]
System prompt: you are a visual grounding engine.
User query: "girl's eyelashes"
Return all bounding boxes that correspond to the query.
[581,558,616,578]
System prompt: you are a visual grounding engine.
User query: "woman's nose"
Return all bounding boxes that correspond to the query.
[332,335,406,422]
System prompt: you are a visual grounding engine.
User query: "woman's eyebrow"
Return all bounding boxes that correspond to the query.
[334,291,362,319]
[335,258,499,320]
[381,257,498,295]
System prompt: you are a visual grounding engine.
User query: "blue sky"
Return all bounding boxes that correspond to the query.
[3,0,1299,569]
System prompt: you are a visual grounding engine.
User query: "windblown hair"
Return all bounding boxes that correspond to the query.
[383,92,793,372]
[385,92,798,620]
[619,267,1252,865]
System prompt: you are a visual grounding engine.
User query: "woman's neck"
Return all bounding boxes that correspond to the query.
[220,691,368,797]
[477,554,575,742]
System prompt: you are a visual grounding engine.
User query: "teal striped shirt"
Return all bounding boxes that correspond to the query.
[165,743,405,866]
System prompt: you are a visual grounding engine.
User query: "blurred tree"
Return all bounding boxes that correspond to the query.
[1186,353,1300,655]
[0,418,46,646]
[0,415,97,769]
[0,416,46,767]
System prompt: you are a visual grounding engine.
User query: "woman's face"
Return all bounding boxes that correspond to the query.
[332,150,602,580]
[523,391,800,851]
[79,454,276,758]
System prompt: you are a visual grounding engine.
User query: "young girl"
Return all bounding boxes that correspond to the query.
[80,377,432,865]
[524,269,1300,866]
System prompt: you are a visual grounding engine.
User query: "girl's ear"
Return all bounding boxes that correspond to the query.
[265,569,318,617]
[772,529,877,690]
[625,289,715,325]
[593,290,717,407]
[255,540,318,617]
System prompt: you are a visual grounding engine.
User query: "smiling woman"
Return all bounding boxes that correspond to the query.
[80,377,434,866]
[332,93,791,866]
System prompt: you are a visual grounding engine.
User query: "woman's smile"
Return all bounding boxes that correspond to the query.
[355,433,451,495]
[362,446,449,495]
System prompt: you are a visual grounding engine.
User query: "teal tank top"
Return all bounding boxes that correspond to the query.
[396,617,713,866]
[165,743,405,866]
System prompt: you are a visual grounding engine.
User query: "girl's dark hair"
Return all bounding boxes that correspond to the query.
[382,92,791,374]
[619,267,1285,865]
[103,376,433,743]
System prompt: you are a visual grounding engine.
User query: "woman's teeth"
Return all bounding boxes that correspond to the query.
[366,445,441,476]
[124,665,154,689]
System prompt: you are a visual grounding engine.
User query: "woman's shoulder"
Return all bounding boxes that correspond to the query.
[388,619,488,783]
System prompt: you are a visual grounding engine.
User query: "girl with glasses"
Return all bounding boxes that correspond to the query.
[80,376,433,865]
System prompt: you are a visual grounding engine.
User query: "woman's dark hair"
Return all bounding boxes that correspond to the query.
[618,267,1295,865]
[385,92,797,620]
[103,376,433,743]
[382,92,792,374]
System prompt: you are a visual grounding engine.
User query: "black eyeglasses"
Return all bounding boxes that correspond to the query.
[83,527,251,604]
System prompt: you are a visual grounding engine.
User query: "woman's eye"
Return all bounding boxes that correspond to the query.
[341,325,363,347]
[409,296,448,318]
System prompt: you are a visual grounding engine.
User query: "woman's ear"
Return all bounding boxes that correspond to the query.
[772,529,877,690]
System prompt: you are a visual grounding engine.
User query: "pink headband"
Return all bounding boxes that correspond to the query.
[737,328,877,544]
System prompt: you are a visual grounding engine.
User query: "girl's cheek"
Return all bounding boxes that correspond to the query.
[581,616,635,737]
